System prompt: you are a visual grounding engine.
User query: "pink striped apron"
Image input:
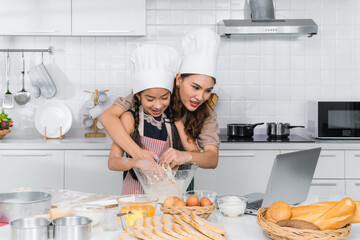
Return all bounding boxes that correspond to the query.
[122,107,172,195]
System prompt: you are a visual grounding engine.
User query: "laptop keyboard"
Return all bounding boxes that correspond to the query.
[247,199,263,210]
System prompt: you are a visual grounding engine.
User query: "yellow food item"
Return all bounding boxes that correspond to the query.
[120,204,156,218]
[186,196,200,207]
[125,210,143,227]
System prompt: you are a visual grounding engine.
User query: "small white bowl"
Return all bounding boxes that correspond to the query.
[217,195,248,217]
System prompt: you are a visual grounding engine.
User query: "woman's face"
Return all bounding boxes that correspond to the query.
[136,88,171,117]
[176,74,215,111]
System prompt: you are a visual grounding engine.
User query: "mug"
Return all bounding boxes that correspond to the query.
[96,120,104,129]
[89,105,103,119]
[83,117,93,128]
[97,91,108,104]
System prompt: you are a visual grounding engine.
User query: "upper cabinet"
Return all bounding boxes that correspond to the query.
[0,0,145,36]
[72,0,146,36]
[0,0,71,35]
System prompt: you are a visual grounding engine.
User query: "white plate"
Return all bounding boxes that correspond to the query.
[34,101,73,138]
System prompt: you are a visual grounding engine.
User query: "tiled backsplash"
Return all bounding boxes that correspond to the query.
[1,0,360,131]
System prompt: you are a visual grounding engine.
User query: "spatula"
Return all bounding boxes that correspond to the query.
[2,53,14,108]
[14,52,30,105]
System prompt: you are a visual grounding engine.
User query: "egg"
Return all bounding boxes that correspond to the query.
[186,195,200,207]
[174,200,186,207]
[163,197,176,207]
[200,197,212,207]
[173,196,181,203]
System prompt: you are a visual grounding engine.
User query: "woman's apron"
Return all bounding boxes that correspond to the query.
[122,107,172,195]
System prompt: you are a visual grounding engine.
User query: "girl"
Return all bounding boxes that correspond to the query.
[108,44,198,194]
[102,28,220,172]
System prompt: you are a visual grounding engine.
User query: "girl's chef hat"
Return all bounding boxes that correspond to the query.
[179,28,220,79]
[131,44,181,94]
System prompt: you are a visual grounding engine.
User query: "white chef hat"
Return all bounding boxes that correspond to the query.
[130,44,181,94]
[179,28,220,79]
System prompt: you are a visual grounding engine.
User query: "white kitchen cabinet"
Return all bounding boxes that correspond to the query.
[65,150,123,195]
[72,0,146,36]
[281,150,344,179]
[309,179,345,197]
[345,151,360,178]
[0,150,64,192]
[345,180,360,200]
[195,150,279,195]
[0,0,71,35]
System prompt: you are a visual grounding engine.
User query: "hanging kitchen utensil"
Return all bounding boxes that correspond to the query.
[227,122,264,138]
[2,52,14,108]
[28,51,56,99]
[14,52,30,105]
[266,122,304,138]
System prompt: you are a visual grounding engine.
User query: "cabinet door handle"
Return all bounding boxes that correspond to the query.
[82,155,109,158]
[14,30,57,33]
[354,183,360,186]
[219,153,255,157]
[311,183,337,186]
[353,154,360,158]
[319,154,336,158]
[0,154,49,157]
[87,30,131,33]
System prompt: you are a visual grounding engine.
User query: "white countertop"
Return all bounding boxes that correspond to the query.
[1,193,360,240]
[3,128,360,150]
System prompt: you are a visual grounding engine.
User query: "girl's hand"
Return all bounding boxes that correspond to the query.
[135,149,156,162]
[134,159,163,171]
[159,148,191,169]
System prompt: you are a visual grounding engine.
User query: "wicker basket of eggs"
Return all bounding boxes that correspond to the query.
[160,194,216,220]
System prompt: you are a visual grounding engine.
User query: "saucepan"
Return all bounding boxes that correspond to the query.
[227,123,264,138]
[267,122,304,138]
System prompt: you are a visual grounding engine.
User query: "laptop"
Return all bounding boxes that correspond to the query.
[244,147,321,215]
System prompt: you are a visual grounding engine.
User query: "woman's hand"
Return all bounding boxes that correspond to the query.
[159,148,192,169]
[134,149,157,162]
[134,159,163,171]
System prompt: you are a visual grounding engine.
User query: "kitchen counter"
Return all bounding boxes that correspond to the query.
[3,128,360,150]
[1,193,360,240]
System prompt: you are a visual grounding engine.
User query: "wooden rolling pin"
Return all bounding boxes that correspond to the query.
[33,208,72,220]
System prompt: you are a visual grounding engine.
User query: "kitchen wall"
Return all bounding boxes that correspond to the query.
[1,0,360,131]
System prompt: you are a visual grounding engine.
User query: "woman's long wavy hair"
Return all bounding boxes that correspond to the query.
[171,74,216,142]
[127,93,185,181]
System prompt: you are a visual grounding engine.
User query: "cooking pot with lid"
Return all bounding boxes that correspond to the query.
[267,122,304,138]
[227,123,264,138]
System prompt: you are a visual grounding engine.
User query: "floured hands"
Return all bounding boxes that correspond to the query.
[159,148,191,169]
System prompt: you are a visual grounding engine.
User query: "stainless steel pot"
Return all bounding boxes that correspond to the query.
[227,123,264,138]
[10,217,50,240]
[0,191,52,223]
[267,122,304,138]
[53,216,92,240]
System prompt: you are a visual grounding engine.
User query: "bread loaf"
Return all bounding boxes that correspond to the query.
[152,216,163,227]
[290,208,330,223]
[265,201,292,223]
[190,212,226,236]
[163,224,188,240]
[277,219,320,230]
[162,214,176,225]
[189,218,226,240]
[119,232,138,240]
[152,226,178,240]
[313,197,356,230]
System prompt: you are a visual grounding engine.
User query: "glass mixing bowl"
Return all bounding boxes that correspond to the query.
[133,164,198,203]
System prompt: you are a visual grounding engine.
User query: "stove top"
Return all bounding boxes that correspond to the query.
[220,134,315,143]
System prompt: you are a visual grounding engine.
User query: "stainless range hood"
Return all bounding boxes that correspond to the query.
[217,0,318,38]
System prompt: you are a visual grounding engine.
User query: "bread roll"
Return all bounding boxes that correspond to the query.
[277,219,320,230]
[265,201,292,223]
[313,197,356,230]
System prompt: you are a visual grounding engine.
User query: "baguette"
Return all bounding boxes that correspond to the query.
[277,219,320,230]
[152,216,164,227]
[352,201,360,223]
[290,208,330,223]
[190,212,226,236]
[189,219,226,240]
[119,232,138,240]
[313,197,356,230]
[265,201,291,223]
[152,226,178,240]
[162,214,176,225]
[163,224,189,240]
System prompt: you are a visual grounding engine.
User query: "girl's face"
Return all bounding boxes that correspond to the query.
[136,88,171,117]
[176,74,215,111]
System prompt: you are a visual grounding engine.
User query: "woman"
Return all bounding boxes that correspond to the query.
[100,28,220,170]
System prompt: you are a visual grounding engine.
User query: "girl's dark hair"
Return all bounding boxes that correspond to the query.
[171,74,216,141]
[127,93,184,181]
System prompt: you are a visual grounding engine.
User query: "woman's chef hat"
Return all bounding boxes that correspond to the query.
[131,44,181,94]
[179,28,220,79]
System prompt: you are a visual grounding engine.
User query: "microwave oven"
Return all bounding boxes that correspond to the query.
[307,101,360,139]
